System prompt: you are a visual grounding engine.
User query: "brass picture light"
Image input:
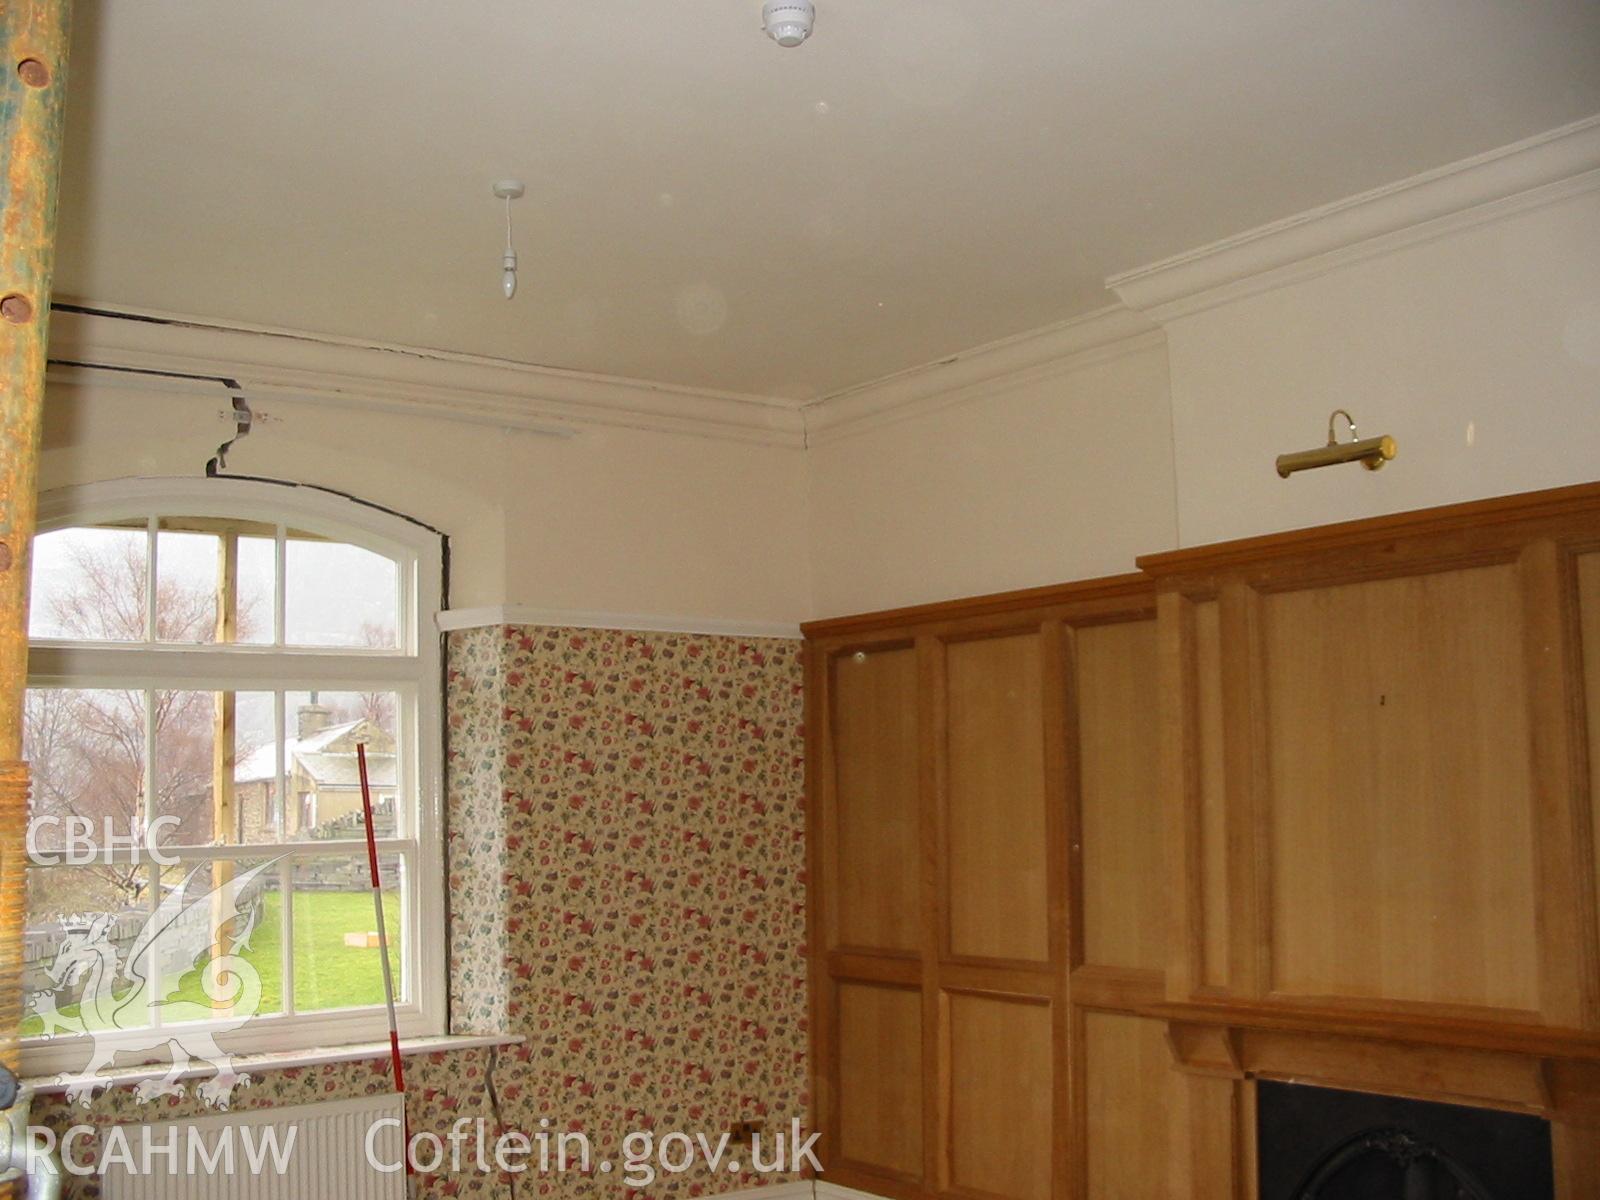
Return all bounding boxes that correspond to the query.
[1276,409,1397,478]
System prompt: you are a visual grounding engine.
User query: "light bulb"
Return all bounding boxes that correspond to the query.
[502,250,518,300]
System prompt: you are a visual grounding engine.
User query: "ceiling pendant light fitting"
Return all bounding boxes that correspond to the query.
[493,180,525,300]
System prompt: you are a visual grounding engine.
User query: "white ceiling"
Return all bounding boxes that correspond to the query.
[55,1,1600,400]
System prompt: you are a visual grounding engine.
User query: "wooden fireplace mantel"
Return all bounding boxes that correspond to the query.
[1150,1000,1600,1123]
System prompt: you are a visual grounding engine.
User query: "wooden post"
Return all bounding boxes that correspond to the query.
[0,0,74,1116]
[213,532,238,842]
[212,532,238,1004]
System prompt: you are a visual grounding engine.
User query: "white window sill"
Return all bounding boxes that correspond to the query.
[23,1033,523,1096]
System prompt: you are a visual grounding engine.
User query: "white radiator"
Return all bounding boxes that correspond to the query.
[100,1093,406,1200]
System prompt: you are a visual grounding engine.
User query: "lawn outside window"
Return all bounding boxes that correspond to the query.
[21,478,445,1077]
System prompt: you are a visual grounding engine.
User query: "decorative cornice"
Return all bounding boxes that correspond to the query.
[1108,113,1600,322]
[437,605,802,640]
[800,305,1161,445]
[47,120,1598,450]
[45,303,809,447]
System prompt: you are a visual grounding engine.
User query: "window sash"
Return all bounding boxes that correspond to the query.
[23,842,424,1070]
[33,512,415,654]
[23,679,419,841]
[27,839,418,864]
[27,644,422,688]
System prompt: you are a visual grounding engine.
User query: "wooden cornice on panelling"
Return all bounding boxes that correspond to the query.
[1136,478,1600,589]
[800,572,1152,641]
[1108,113,1600,322]
[46,303,809,447]
[802,481,1600,645]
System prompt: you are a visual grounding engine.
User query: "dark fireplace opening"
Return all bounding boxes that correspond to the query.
[1256,1081,1553,1200]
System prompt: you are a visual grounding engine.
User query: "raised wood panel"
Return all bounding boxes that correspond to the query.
[837,981,924,1178]
[1082,1010,1184,1199]
[1261,564,1541,1012]
[1579,551,1600,982]
[948,992,1053,1200]
[831,646,921,953]
[1194,599,1228,992]
[945,632,1049,963]
[1077,618,1164,972]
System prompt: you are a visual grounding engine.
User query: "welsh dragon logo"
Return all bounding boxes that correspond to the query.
[26,859,280,1109]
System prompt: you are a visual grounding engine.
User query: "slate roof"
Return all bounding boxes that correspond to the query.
[234,718,396,788]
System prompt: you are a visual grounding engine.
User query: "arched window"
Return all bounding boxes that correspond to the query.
[22,477,445,1072]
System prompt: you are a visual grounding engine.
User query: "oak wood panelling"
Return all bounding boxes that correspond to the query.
[1076,619,1163,972]
[1195,600,1228,992]
[1520,541,1600,1029]
[810,477,1600,1200]
[1581,551,1600,971]
[947,992,1053,1200]
[830,646,922,953]
[1555,1124,1600,1199]
[1080,1010,1183,1199]
[1161,594,1229,1000]
[808,583,1163,1200]
[944,632,1049,964]
[837,982,925,1178]
[1260,564,1541,1012]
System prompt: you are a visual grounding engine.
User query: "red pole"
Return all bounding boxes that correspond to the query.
[357,742,411,1182]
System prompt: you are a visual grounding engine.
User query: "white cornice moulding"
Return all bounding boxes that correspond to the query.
[1108,113,1600,322]
[45,304,808,448]
[436,605,802,640]
[801,304,1160,445]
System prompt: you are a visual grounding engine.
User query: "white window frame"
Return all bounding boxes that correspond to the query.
[22,477,446,1076]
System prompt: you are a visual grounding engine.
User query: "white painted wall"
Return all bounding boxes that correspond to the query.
[806,340,1178,617]
[37,380,812,623]
[1165,187,1600,548]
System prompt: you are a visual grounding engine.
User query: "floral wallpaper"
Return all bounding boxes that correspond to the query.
[448,624,512,1037]
[23,623,808,1200]
[447,625,810,1200]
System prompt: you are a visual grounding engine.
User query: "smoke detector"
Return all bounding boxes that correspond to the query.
[763,0,815,47]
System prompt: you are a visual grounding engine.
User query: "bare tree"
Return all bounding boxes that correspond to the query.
[346,619,399,731]
[25,534,262,915]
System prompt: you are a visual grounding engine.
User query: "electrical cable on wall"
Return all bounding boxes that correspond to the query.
[486,1043,520,1200]
[206,385,253,476]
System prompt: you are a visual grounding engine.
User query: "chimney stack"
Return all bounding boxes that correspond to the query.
[296,701,332,740]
